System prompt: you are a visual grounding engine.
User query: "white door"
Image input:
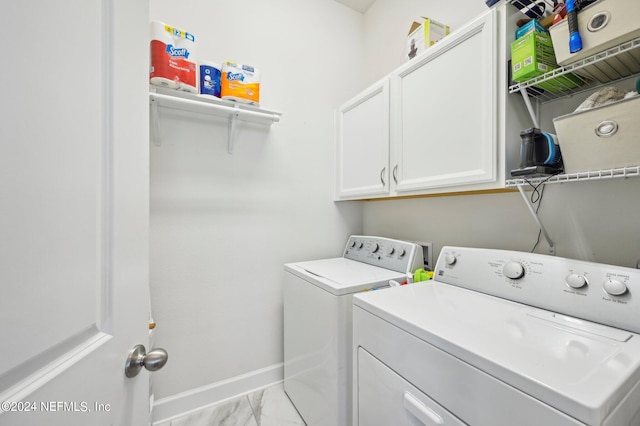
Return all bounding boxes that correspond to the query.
[0,1,154,425]
[335,78,390,200]
[391,9,497,193]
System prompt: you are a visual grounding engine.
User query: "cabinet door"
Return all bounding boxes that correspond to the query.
[335,78,390,200]
[391,9,497,193]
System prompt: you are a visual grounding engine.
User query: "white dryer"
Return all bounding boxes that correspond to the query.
[353,246,640,425]
[284,235,423,426]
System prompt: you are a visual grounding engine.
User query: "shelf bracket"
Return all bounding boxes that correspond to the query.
[150,97,162,146]
[148,88,281,153]
[228,105,240,154]
[517,184,555,255]
[519,86,539,129]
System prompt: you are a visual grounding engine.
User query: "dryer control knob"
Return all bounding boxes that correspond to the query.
[503,261,525,280]
[566,274,588,289]
[399,248,406,257]
[604,279,627,296]
[387,247,396,256]
[371,243,380,253]
[444,254,457,266]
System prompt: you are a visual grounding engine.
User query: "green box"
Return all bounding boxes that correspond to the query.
[512,32,557,81]
[511,32,582,93]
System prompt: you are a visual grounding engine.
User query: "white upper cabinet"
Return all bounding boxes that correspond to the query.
[334,7,526,201]
[335,78,390,199]
[391,10,497,193]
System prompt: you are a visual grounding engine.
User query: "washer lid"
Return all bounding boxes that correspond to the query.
[285,258,406,295]
[354,282,640,425]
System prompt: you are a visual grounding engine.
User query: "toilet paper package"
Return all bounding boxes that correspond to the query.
[149,21,198,93]
[199,61,221,97]
[221,62,260,105]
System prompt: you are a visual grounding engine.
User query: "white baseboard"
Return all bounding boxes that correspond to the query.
[152,363,283,424]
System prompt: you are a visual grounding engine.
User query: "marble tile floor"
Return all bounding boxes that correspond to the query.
[155,383,306,426]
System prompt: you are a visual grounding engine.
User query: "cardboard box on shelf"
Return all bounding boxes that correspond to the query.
[406,17,450,61]
[511,32,582,93]
[515,19,548,39]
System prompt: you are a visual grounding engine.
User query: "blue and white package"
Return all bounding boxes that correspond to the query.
[199,61,221,97]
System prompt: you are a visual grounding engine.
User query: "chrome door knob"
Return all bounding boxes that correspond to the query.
[124,344,168,378]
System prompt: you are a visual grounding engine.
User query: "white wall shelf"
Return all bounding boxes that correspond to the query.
[149,86,282,153]
[508,36,640,103]
[508,166,640,255]
[506,166,640,187]
[505,1,640,254]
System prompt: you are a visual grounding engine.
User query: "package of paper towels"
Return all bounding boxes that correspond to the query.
[149,21,198,93]
[221,62,260,105]
[199,61,221,97]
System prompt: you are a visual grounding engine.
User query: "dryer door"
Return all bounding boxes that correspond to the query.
[357,348,466,426]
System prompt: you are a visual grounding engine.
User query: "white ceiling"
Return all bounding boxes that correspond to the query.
[333,0,376,13]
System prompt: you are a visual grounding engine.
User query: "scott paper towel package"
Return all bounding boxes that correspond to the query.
[149,21,198,93]
[221,62,260,105]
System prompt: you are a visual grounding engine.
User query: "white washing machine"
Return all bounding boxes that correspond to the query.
[284,235,424,426]
[353,246,640,426]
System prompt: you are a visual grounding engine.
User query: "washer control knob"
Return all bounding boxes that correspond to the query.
[503,261,525,280]
[371,243,380,253]
[399,248,406,257]
[357,242,364,249]
[444,254,457,266]
[566,274,588,289]
[387,247,396,256]
[604,279,627,296]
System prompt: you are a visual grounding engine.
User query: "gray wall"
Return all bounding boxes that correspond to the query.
[149,0,640,411]
[363,178,640,268]
[149,0,364,401]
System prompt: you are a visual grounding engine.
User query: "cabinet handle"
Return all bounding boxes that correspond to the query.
[380,167,386,186]
[392,165,398,184]
[403,392,443,426]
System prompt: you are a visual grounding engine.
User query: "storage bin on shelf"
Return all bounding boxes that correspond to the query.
[549,0,640,83]
[553,95,640,174]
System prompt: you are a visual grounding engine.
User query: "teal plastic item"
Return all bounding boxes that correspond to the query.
[515,19,548,40]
